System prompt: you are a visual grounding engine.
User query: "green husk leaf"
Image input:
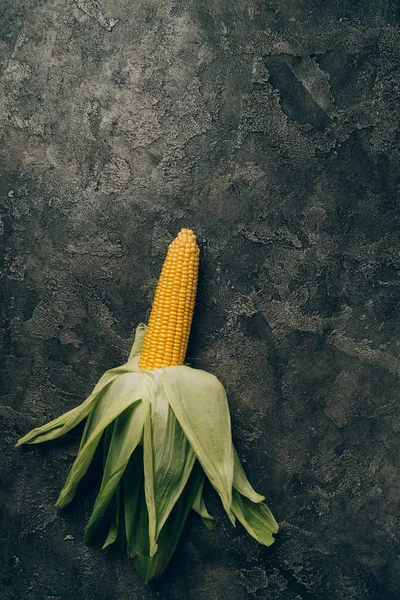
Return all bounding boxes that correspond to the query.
[102,479,122,550]
[160,366,235,524]
[56,386,141,509]
[128,323,147,360]
[102,422,114,466]
[124,447,150,558]
[100,421,119,547]
[116,481,128,551]
[16,323,145,448]
[146,370,196,539]
[233,446,265,503]
[192,477,216,530]
[135,461,204,582]
[231,488,279,546]
[102,507,118,549]
[77,372,141,450]
[16,367,133,447]
[141,381,157,557]
[84,400,145,542]
[103,523,118,549]
[104,482,126,551]
[15,375,114,447]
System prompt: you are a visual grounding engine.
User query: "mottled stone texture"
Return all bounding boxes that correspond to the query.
[1,1,399,599]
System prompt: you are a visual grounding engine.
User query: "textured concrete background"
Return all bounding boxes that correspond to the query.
[1,1,400,599]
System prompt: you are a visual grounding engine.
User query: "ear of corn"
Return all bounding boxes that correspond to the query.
[16,228,279,582]
[139,228,199,370]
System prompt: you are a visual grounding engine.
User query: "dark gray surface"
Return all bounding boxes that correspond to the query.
[1,1,399,599]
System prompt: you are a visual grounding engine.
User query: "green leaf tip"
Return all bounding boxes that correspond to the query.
[16,322,278,581]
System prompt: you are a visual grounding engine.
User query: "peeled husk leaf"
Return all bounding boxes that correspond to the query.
[16,323,278,580]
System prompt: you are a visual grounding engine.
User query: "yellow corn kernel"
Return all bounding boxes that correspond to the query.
[138,228,200,370]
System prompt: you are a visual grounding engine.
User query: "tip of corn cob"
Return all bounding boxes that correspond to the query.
[173,228,198,247]
[138,228,200,370]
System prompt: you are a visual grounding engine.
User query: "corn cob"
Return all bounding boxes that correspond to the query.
[17,227,279,582]
[139,228,200,370]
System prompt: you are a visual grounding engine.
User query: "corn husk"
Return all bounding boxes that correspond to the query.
[17,323,278,581]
